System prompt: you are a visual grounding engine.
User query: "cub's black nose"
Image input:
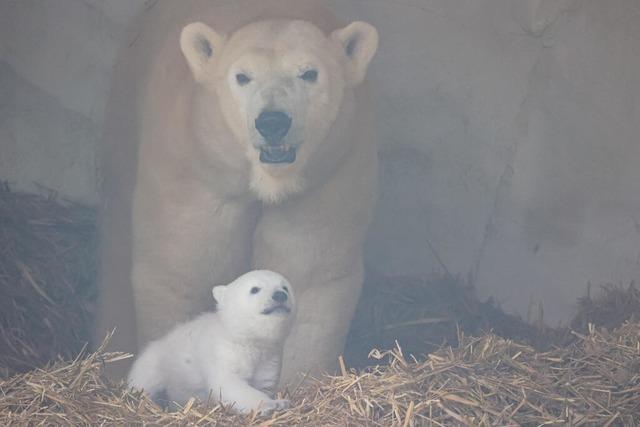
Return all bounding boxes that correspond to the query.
[255,111,292,144]
[272,290,288,303]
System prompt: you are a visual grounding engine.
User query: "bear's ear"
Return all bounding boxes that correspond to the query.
[331,21,379,87]
[180,22,225,83]
[212,285,227,304]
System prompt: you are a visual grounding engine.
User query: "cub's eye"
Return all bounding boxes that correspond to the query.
[299,69,318,83]
[250,286,260,294]
[236,73,252,86]
[282,286,289,294]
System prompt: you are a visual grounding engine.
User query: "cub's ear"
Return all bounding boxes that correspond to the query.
[180,22,225,82]
[331,21,379,87]
[212,285,227,304]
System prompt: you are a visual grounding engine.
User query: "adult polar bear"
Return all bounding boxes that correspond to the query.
[96,0,378,384]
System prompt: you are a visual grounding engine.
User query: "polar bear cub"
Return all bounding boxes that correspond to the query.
[127,270,296,414]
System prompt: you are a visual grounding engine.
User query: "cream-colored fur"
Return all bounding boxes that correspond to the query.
[96,0,378,384]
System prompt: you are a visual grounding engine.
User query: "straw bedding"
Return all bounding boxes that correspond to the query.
[0,186,639,426]
[344,274,576,369]
[1,322,638,426]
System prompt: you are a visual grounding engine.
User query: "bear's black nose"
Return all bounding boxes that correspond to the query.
[272,290,288,303]
[255,111,292,144]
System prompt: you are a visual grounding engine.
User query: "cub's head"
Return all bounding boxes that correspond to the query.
[180,18,378,203]
[212,270,296,343]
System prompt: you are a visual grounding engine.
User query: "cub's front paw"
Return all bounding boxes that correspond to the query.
[257,398,290,416]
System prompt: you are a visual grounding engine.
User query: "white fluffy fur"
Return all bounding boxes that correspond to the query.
[127,270,295,414]
[96,0,378,384]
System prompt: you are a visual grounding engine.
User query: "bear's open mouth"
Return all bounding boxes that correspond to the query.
[261,305,291,315]
[259,145,296,164]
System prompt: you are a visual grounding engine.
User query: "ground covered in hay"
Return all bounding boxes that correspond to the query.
[1,187,639,425]
[1,323,638,426]
[345,275,640,369]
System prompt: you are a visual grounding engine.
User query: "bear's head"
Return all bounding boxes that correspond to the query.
[180,18,378,203]
[212,270,296,344]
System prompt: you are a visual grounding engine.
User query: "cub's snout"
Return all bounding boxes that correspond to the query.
[260,285,293,316]
[272,290,288,302]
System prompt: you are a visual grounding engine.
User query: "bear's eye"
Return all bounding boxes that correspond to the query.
[282,286,289,294]
[299,69,318,83]
[236,73,252,86]
[250,286,260,294]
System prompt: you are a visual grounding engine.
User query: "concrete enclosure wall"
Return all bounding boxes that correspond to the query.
[1,0,639,324]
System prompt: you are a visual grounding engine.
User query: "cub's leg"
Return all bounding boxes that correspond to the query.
[209,374,289,415]
[127,342,165,401]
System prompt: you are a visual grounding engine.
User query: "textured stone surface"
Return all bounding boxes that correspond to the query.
[0,62,98,203]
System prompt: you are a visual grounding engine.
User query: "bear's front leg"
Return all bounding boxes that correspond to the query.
[281,265,363,385]
[252,209,368,385]
[131,189,257,345]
